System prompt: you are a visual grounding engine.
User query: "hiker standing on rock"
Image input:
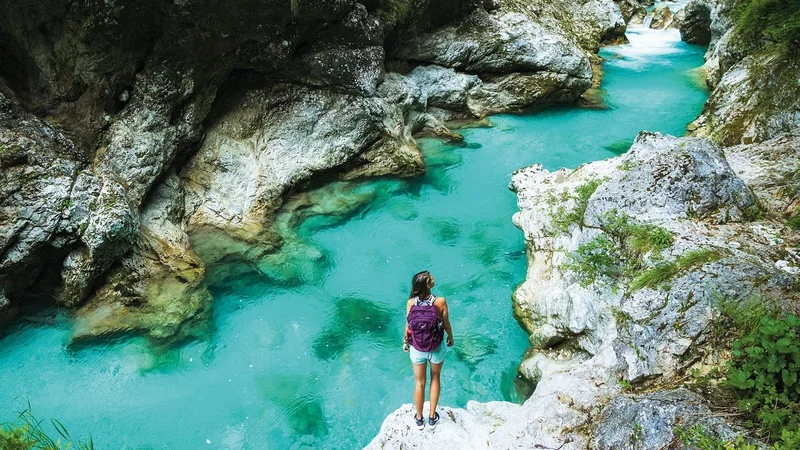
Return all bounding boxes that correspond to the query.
[403,270,454,431]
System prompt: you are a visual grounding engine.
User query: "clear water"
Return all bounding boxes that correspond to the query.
[0,28,707,449]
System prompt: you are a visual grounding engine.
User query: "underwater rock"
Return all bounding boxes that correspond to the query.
[312,297,396,360]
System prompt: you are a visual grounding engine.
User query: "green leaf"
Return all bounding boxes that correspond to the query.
[777,337,795,353]
[767,356,787,373]
[727,369,755,390]
[782,369,798,386]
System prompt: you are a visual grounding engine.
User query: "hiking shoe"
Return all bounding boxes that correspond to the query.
[428,412,440,430]
[414,414,425,430]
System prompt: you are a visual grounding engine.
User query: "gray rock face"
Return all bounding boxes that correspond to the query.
[691,48,800,145]
[679,0,712,44]
[72,173,212,341]
[0,89,137,311]
[724,132,800,217]
[182,82,425,241]
[510,132,793,381]
[690,0,800,145]
[388,7,603,113]
[394,9,591,78]
[502,0,628,51]
[0,292,9,322]
[618,0,648,25]
[585,133,757,225]
[595,389,740,449]
[1,0,622,338]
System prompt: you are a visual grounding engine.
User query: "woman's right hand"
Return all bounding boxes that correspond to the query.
[403,342,410,352]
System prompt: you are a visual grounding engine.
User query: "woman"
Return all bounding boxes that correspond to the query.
[403,270,454,431]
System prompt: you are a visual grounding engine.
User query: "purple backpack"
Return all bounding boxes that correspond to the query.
[407,294,444,352]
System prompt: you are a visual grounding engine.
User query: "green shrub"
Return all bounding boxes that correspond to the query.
[565,234,624,287]
[788,215,800,230]
[734,0,800,54]
[717,292,780,337]
[598,210,674,259]
[779,167,800,198]
[549,178,604,234]
[773,428,800,449]
[727,314,800,438]
[675,424,758,450]
[565,210,676,288]
[678,248,722,268]
[787,206,800,230]
[675,424,800,449]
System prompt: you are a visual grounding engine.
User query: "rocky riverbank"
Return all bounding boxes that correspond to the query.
[369,0,800,448]
[0,0,626,340]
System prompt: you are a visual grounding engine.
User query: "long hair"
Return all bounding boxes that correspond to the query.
[409,270,432,299]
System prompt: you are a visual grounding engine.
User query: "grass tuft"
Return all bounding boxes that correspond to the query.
[0,404,94,450]
[630,248,722,291]
[630,261,679,290]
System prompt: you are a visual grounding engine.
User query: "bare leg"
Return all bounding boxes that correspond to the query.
[413,362,427,419]
[429,362,442,418]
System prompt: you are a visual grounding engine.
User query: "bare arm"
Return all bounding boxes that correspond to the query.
[439,298,454,346]
[403,299,413,351]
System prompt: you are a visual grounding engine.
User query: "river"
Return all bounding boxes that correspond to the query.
[0,25,707,449]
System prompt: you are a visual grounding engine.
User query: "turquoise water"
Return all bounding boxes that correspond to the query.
[0,28,707,449]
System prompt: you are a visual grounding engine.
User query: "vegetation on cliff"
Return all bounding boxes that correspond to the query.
[734,0,800,54]
[680,298,800,449]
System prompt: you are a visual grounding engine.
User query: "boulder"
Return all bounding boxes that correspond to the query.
[510,132,795,383]
[617,0,647,25]
[671,6,685,29]
[679,0,712,44]
[645,5,673,29]
[391,9,592,80]
[595,389,741,449]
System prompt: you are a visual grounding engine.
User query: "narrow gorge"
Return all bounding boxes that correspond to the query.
[0,0,798,448]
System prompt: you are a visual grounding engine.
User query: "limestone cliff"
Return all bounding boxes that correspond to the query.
[0,0,629,340]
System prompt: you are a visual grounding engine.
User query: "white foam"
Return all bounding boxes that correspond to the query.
[605,27,684,70]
